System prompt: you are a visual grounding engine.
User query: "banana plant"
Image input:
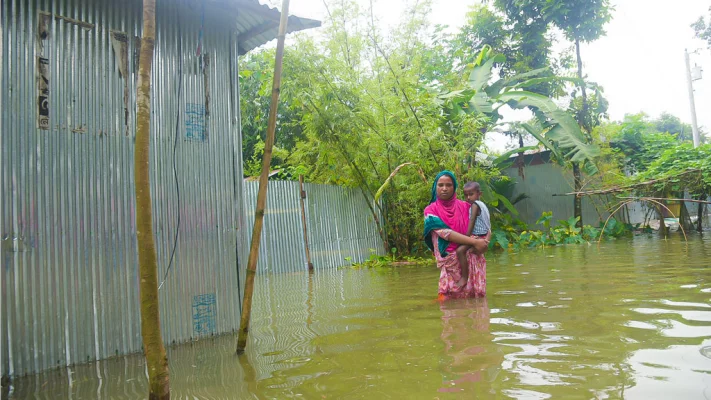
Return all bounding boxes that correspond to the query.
[440,45,601,174]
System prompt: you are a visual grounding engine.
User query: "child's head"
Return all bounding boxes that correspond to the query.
[463,182,481,204]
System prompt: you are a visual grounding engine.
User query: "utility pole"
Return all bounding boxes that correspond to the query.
[684,48,701,148]
[684,49,706,232]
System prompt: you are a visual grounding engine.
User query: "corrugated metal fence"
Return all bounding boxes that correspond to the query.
[505,154,709,227]
[243,181,385,274]
[0,0,375,380]
[1,0,245,377]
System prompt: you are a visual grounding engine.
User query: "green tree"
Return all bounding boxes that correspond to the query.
[237,1,605,254]
[546,0,612,227]
[491,0,553,75]
[605,113,678,174]
[450,5,512,74]
[692,7,711,48]
[652,112,705,143]
[454,4,568,97]
[494,0,612,227]
[281,0,502,254]
[239,48,306,176]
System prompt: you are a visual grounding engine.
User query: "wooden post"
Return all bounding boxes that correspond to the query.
[306,271,314,328]
[572,163,583,228]
[679,202,693,232]
[657,204,668,237]
[299,175,314,272]
[135,0,170,398]
[698,194,706,233]
[236,0,290,355]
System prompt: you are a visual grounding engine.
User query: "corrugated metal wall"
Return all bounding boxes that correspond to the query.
[243,181,385,273]
[1,0,244,377]
[506,162,710,228]
[505,163,610,227]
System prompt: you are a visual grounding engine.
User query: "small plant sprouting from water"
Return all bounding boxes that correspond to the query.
[349,248,432,269]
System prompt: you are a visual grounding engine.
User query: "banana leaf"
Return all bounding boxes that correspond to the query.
[499,91,600,166]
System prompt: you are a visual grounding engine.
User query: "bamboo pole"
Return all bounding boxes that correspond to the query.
[135,0,170,398]
[299,175,314,272]
[237,0,290,354]
[551,169,702,197]
[617,196,711,205]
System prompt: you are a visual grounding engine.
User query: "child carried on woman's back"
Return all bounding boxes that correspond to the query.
[454,182,491,288]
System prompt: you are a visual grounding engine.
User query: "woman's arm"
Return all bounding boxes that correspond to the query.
[437,229,483,247]
[434,229,488,253]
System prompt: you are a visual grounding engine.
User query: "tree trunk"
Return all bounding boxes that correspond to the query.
[135,0,169,398]
[575,38,588,131]
[516,132,526,179]
[680,201,694,232]
[237,0,291,355]
[657,205,668,237]
[572,162,583,228]
[573,38,587,229]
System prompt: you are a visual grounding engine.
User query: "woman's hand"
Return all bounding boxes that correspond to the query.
[471,238,489,254]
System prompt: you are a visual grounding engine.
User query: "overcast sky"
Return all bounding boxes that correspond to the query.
[262,0,711,152]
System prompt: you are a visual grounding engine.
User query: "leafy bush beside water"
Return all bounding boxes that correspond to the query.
[490,211,632,251]
[351,211,633,268]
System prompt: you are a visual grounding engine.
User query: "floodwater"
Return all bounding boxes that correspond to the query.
[4,235,711,399]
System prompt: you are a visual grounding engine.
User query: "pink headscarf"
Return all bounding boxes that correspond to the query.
[424,175,471,253]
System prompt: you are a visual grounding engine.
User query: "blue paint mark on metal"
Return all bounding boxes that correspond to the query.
[185,103,207,142]
[192,293,216,337]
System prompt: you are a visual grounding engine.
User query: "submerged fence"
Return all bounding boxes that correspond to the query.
[243,181,385,274]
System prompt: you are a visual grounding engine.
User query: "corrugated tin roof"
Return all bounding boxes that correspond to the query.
[208,0,321,54]
[507,148,549,158]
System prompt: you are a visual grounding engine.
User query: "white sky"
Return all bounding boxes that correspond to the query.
[262,0,711,152]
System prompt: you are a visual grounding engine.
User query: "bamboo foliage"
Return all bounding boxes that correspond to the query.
[134,0,170,398]
[374,162,428,203]
[237,0,291,355]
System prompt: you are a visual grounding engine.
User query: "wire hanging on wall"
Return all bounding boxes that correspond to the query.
[159,5,185,291]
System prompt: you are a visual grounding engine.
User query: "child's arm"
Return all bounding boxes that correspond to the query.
[466,203,479,236]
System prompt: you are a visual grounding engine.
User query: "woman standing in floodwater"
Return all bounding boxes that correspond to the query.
[423,171,488,300]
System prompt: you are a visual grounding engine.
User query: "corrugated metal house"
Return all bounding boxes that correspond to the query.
[504,150,609,226]
[505,150,709,228]
[0,0,318,378]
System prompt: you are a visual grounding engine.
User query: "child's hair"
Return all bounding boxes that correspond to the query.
[463,181,480,192]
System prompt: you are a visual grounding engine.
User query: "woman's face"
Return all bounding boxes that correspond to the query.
[436,176,454,200]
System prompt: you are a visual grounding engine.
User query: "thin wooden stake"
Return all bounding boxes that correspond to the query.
[236,0,290,355]
[299,175,314,272]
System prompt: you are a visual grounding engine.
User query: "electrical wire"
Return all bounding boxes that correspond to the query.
[159,17,183,291]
